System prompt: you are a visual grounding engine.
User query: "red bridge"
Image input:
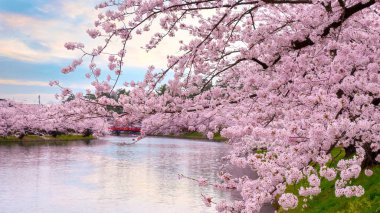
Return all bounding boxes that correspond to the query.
[110,127,141,132]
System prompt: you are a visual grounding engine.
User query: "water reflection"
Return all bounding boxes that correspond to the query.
[0,136,273,213]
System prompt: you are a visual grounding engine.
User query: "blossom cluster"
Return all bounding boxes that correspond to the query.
[278,193,298,211]
[0,99,109,137]
[59,0,380,212]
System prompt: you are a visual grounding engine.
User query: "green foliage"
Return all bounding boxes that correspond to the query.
[160,131,227,142]
[180,132,205,139]
[337,197,373,213]
[0,134,94,143]
[116,88,130,98]
[63,94,75,103]
[84,93,96,100]
[54,134,95,141]
[256,149,267,154]
[278,148,380,213]
[213,132,225,142]
[0,136,19,142]
[155,84,167,96]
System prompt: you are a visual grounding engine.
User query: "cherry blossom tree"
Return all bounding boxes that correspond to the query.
[59,0,379,212]
[0,99,109,138]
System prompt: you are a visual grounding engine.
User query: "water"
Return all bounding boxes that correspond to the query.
[0,136,273,213]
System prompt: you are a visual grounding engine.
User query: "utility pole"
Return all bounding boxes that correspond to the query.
[38,95,41,105]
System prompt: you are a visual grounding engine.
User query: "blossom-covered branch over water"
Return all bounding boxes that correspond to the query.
[54,0,379,212]
[0,99,109,137]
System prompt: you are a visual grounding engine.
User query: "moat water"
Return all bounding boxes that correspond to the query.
[0,136,273,213]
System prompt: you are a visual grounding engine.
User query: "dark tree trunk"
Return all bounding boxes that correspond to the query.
[361,143,379,168]
[83,129,93,137]
[344,144,356,158]
[50,131,59,138]
[17,133,25,139]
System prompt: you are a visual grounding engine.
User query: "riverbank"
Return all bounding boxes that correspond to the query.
[152,132,227,142]
[277,148,379,213]
[0,135,95,144]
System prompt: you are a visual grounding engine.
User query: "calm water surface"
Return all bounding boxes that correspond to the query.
[0,136,273,213]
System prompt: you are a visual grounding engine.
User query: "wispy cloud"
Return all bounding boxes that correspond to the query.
[0,78,49,87]
[0,0,190,104]
[0,78,92,90]
[0,11,88,63]
[0,1,189,68]
[0,93,57,104]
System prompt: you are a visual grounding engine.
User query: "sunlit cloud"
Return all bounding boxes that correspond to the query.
[0,39,57,62]
[0,78,92,89]
[0,1,190,68]
[0,12,88,63]
[0,0,191,104]
[0,78,49,87]
[0,93,56,104]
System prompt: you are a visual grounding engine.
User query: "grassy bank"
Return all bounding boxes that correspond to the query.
[0,134,95,143]
[277,148,380,213]
[154,131,227,142]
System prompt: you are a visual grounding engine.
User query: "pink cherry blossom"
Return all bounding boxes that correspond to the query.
[87,29,101,39]
[64,42,84,50]
[278,193,298,210]
[198,177,208,186]
[201,194,213,207]
[55,0,380,211]
[364,169,373,176]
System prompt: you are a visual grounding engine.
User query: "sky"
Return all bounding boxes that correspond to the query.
[0,0,182,104]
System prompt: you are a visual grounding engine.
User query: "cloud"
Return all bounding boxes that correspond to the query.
[0,78,92,90]
[0,0,195,104]
[0,39,56,62]
[0,93,57,104]
[0,78,49,87]
[0,12,88,63]
[0,1,191,69]
[58,0,99,20]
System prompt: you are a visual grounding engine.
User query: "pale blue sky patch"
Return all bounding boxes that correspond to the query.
[0,1,181,103]
[0,0,51,16]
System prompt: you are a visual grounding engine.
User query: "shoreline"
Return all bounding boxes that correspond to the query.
[0,135,95,144]
[149,132,227,142]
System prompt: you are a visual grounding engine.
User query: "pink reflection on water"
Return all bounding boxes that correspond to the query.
[0,136,273,213]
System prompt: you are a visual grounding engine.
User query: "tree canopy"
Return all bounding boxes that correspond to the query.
[54,0,380,212]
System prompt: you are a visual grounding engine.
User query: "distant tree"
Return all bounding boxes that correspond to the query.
[116,88,130,98]
[155,84,167,96]
[63,94,75,103]
[84,93,96,100]
[0,99,108,137]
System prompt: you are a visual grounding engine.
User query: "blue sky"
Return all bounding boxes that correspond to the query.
[0,0,179,104]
